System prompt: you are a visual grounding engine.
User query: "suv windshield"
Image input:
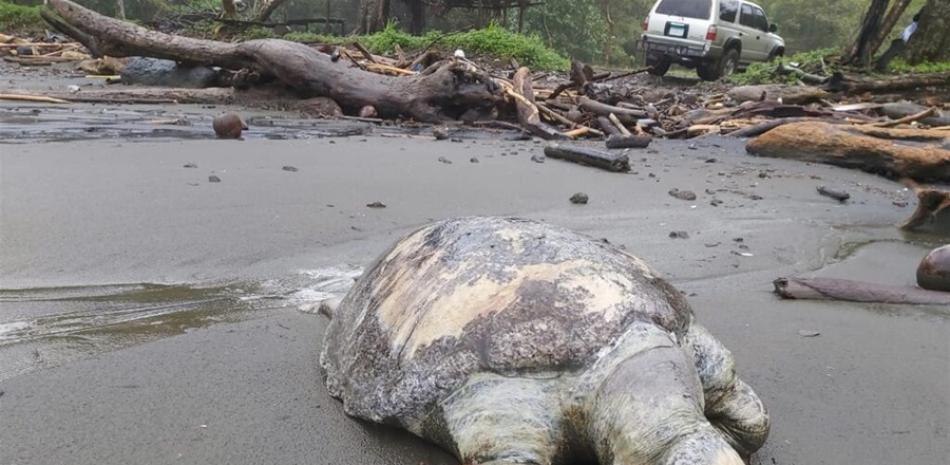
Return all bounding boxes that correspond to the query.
[655,0,712,19]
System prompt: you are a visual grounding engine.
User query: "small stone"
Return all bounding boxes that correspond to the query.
[669,231,690,239]
[183,163,197,168]
[705,158,717,163]
[282,166,298,172]
[359,105,378,118]
[212,112,246,139]
[450,138,464,143]
[433,127,449,140]
[438,156,453,164]
[668,188,697,201]
[570,193,589,205]
[530,155,546,164]
[817,186,850,202]
[470,157,480,163]
[366,201,387,209]
[893,201,908,208]
[208,175,221,183]
[798,330,821,338]
[687,144,698,150]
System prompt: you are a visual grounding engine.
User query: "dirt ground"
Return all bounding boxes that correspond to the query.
[0,89,947,465]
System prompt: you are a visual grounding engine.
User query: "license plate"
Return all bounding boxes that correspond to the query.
[667,23,687,38]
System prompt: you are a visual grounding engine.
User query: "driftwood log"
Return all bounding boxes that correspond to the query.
[826,71,950,93]
[899,187,950,233]
[544,143,630,172]
[510,67,563,140]
[42,0,499,122]
[606,134,652,149]
[746,122,950,181]
[774,277,950,306]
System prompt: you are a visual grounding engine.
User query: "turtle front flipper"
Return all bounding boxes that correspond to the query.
[684,323,770,457]
[437,373,564,465]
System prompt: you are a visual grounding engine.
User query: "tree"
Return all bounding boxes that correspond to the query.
[906,0,950,63]
[844,0,890,66]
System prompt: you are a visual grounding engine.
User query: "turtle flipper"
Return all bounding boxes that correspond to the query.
[589,339,744,465]
[684,323,770,457]
[439,374,562,465]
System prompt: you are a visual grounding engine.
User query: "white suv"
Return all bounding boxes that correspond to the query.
[641,0,785,81]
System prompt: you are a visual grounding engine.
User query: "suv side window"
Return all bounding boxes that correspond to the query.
[752,7,769,32]
[720,0,739,22]
[739,4,756,28]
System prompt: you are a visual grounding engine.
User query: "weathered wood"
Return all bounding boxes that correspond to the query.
[544,143,630,172]
[0,93,69,104]
[578,97,647,124]
[605,135,652,149]
[43,0,499,123]
[774,277,950,306]
[827,71,950,93]
[746,122,950,181]
[899,187,950,232]
[727,117,817,138]
[873,107,937,127]
[597,116,621,137]
[511,67,563,140]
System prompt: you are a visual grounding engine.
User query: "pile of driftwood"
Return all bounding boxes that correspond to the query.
[5,0,949,181]
[0,33,89,66]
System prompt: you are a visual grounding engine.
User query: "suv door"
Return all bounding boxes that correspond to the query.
[738,3,768,61]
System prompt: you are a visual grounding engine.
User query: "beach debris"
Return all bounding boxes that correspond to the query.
[366,201,387,208]
[747,122,950,182]
[606,134,652,149]
[469,157,479,163]
[668,189,697,201]
[773,277,950,306]
[669,231,690,239]
[797,330,821,338]
[438,156,452,164]
[817,186,851,202]
[208,175,221,183]
[359,105,378,119]
[530,155,545,163]
[183,163,197,168]
[282,166,298,172]
[212,112,247,139]
[917,245,950,293]
[569,192,589,205]
[433,127,449,140]
[899,186,950,233]
[544,143,630,172]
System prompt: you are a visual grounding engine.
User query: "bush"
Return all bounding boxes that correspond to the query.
[285,23,569,71]
[728,48,838,85]
[0,1,44,33]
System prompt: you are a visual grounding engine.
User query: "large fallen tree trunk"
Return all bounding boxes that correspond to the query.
[42,0,499,122]
[746,121,950,181]
[826,71,950,93]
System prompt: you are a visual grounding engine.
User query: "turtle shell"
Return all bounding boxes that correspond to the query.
[321,217,693,423]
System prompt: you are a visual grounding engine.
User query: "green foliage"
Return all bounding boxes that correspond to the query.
[888,58,950,73]
[728,48,838,85]
[0,1,43,33]
[285,23,569,71]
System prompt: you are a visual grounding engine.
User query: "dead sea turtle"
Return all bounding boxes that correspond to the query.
[321,217,769,465]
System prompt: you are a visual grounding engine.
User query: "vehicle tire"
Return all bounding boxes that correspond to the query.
[717,48,740,78]
[696,62,719,81]
[647,58,671,77]
[767,48,784,62]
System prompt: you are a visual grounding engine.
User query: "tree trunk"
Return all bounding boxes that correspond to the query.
[906,0,950,64]
[222,0,237,19]
[256,0,289,22]
[868,0,912,57]
[845,0,890,67]
[43,0,500,122]
[115,0,125,19]
[407,0,425,35]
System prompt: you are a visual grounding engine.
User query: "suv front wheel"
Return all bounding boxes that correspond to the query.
[697,48,739,81]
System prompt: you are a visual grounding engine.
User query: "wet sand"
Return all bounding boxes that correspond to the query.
[1,115,948,464]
